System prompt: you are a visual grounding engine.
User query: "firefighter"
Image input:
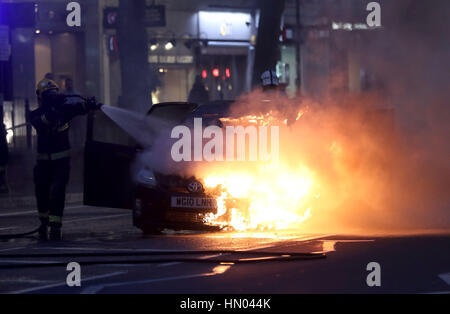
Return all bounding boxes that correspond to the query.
[260,69,287,103]
[260,70,280,92]
[260,70,296,124]
[30,78,101,240]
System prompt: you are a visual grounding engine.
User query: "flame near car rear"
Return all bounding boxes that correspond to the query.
[202,164,316,231]
[196,105,318,231]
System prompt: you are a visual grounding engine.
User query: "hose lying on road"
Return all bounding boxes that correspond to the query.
[0,227,40,240]
[0,250,326,269]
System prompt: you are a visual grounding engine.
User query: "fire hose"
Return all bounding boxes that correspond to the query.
[0,250,326,269]
[0,227,41,240]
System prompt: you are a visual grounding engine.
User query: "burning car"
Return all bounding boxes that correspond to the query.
[84,101,237,233]
[84,98,316,234]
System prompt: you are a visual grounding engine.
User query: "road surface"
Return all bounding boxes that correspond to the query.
[0,205,449,294]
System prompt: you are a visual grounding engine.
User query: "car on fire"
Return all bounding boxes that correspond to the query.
[84,101,237,233]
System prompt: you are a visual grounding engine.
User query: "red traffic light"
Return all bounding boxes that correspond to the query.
[212,68,220,78]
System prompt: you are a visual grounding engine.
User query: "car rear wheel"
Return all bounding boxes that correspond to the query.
[141,226,163,235]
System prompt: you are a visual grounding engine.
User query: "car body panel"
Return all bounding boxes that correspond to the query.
[83,140,136,209]
[84,101,224,231]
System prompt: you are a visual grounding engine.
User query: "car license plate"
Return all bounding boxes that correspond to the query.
[170,196,217,209]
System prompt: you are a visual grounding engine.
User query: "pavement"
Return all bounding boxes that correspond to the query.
[0,193,82,211]
[0,204,449,294]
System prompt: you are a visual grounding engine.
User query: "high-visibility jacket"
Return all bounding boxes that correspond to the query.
[29,95,89,156]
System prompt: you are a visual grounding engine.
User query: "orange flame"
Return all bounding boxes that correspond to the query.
[199,109,316,231]
[203,165,315,231]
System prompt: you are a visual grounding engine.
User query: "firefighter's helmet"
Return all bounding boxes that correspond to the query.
[261,70,279,87]
[36,78,59,99]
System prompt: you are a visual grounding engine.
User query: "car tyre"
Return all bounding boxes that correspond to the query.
[142,226,163,235]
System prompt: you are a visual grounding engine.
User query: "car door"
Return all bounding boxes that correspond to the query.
[83,111,138,209]
[84,102,198,209]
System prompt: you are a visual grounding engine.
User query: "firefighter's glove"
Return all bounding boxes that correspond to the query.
[86,97,103,111]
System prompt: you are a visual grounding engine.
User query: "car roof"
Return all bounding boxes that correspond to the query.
[146,102,198,116]
[147,100,250,122]
[190,100,235,117]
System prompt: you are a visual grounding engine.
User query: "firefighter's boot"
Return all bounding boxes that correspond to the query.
[38,223,48,241]
[49,226,62,241]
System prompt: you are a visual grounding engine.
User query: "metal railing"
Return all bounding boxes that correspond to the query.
[3,97,88,150]
[4,98,35,150]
